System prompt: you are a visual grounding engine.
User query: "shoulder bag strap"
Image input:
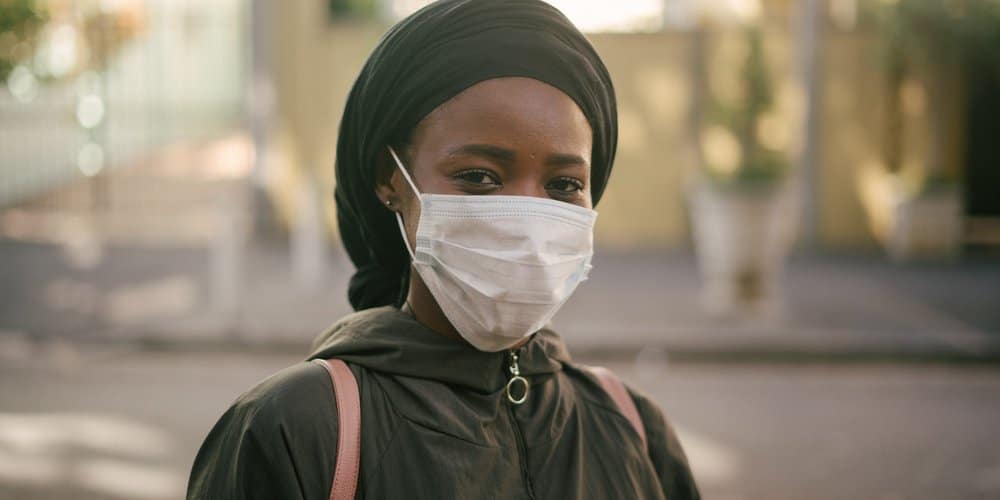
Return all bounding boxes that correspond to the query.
[587,365,648,451]
[314,358,361,500]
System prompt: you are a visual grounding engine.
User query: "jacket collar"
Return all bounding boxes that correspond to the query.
[307,306,572,393]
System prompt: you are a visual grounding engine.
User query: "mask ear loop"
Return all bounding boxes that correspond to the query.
[387,145,419,261]
[387,146,422,200]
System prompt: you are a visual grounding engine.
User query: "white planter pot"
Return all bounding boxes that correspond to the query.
[886,184,963,261]
[688,180,799,318]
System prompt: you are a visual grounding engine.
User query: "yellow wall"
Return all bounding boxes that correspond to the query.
[266,3,958,249]
[587,33,694,249]
[819,32,886,247]
[269,7,385,230]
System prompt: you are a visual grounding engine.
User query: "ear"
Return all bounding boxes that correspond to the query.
[373,147,400,210]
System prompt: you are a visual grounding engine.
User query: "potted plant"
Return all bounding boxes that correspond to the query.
[688,23,798,318]
[864,0,1000,260]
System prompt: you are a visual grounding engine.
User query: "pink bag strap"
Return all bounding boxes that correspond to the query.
[314,359,361,500]
[586,366,648,451]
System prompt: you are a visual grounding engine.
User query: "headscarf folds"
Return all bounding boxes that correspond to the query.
[335,0,618,310]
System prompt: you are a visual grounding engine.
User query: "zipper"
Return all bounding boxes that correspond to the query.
[505,348,537,499]
[505,349,530,404]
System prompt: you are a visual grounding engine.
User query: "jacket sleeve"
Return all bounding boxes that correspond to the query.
[186,363,340,500]
[629,388,702,500]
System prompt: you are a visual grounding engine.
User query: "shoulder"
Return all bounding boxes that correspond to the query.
[563,362,654,421]
[234,361,336,429]
[561,362,656,448]
[624,383,701,500]
[200,360,341,458]
[622,384,668,435]
[187,361,340,499]
[310,306,401,352]
[562,363,676,445]
[562,363,700,499]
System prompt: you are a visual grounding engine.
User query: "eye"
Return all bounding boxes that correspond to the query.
[453,169,501,188]
[546,176,585,195]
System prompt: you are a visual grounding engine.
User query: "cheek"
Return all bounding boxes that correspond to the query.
[407,201,421,235]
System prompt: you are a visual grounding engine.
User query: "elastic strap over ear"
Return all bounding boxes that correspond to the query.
[387,145,422,199]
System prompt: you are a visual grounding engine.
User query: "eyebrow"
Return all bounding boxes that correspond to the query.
[448,144,516,164]
[448,143,588,167]
[545,153,588,167]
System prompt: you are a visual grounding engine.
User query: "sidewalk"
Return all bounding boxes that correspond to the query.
[2,237,999,362]
[558,251,1000,362]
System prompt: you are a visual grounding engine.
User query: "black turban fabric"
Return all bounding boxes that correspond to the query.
[334,0,618,310]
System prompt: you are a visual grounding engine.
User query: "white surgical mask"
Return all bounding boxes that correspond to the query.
[388,146,596,352]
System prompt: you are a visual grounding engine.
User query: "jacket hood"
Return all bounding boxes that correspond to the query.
[307,306,573,393]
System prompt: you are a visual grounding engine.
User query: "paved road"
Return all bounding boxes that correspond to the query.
[1,347,998,500]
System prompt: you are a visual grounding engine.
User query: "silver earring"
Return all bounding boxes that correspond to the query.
[385,200,392,207]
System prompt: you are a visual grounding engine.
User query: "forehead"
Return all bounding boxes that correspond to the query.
[410,77,592,160]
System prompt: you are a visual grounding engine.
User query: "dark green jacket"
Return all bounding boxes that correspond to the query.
[187,307,700,499]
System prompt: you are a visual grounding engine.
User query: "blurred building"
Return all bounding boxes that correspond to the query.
[2,5,998,499]
[3,0,997,249]
[261,0,1000,252]
[1,0,247,206]
[1,0,998,339]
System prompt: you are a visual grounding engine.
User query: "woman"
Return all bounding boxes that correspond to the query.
[187,1,700,498]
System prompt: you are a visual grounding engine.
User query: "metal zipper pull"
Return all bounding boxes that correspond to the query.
[506,349,529,405]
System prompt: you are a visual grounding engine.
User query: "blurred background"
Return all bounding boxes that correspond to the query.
[1,0,999,499]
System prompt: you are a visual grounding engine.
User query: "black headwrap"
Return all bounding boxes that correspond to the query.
[335,0,618,310]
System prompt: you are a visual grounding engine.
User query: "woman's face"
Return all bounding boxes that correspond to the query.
[377,77,593,242]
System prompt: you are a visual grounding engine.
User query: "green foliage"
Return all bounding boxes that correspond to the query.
[704,146,788,186]
[866,0,1000,185]
[704,25,788,184]
[869,0,1000,74]
[329,0,377,19]
[0,0,47,81]
[737,26,774,139]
